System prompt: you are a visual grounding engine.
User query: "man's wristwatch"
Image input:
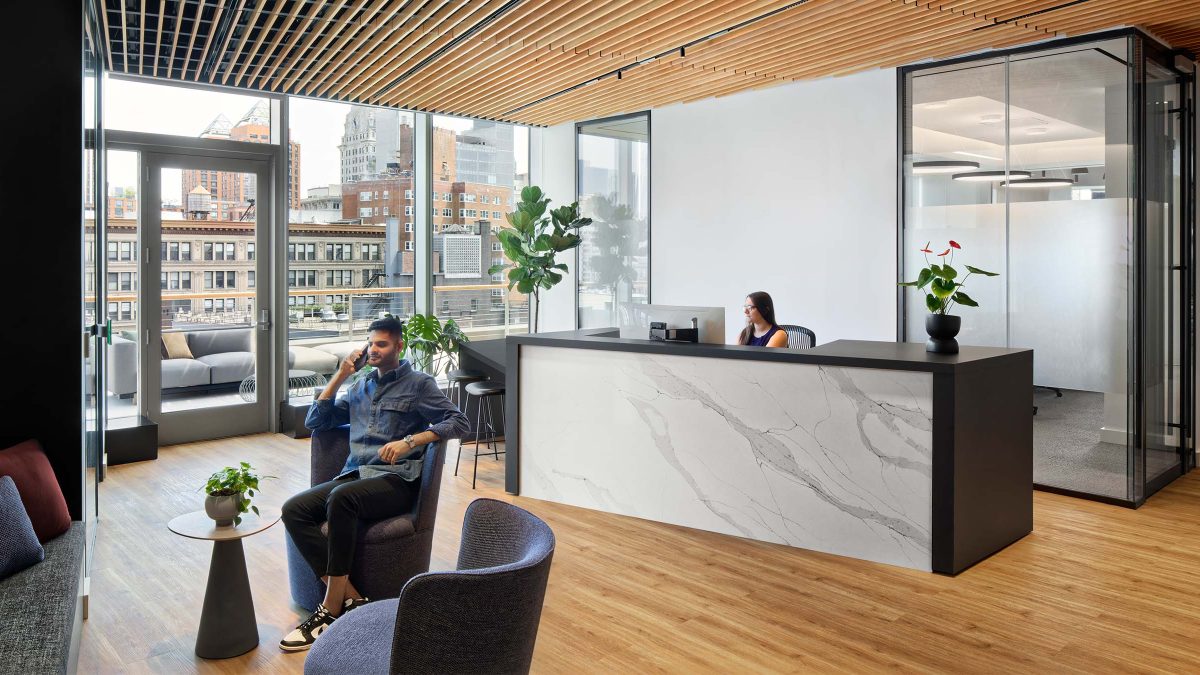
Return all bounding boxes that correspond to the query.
[403,434,416,450]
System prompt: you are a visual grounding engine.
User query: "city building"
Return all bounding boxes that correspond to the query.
[183,102,301,217]
[295,184,343,223]
[339,106,401,184]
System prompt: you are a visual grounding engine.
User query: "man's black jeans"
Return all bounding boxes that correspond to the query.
[282,473,418,578]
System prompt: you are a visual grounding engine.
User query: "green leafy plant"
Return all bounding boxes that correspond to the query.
[488,185,591,332]
[404,312,469,378]
[200,462,274,525]
[899,240,999,314]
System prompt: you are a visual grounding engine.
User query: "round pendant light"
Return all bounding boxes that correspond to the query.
[913,160,980,174]
[952,170,1033,182]
[1003,177,1075,188]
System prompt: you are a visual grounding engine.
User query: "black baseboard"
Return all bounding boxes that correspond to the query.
[1033,483,1137,508]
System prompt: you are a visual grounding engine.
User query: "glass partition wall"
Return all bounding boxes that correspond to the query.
[900,30,1195,506]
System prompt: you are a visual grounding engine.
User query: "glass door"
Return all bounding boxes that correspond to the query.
[82,15,103,617]
[1141,54,1192,498]
[143,152,272,444]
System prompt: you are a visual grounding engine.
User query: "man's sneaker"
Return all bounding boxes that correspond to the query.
[279,604,336,652]
[343,596,370,613]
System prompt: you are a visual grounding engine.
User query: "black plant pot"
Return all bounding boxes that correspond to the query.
[925,314,961,354]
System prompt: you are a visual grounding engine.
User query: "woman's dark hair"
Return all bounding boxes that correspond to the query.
[737,291,778,345]
[368,316,405,340]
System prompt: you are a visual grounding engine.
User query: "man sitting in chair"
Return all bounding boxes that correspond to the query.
[280,315,470,652]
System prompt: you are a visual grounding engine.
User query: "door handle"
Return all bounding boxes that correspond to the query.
[258,309,271,331]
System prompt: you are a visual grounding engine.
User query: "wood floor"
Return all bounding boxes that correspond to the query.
[80,433,1200,673]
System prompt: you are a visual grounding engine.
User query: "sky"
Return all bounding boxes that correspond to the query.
[101,76,528,204]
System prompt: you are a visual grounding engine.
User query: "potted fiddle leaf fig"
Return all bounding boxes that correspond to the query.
[488,185,591,333]
[201,462,274,527]
[899,240,998,354]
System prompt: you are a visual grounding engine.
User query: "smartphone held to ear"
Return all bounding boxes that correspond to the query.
[353,342,371,370]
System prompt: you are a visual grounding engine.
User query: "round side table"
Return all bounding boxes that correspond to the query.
[168,508,281,659]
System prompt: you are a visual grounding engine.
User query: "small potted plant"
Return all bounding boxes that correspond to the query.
[899,240,998,354]
[201,462,274,527]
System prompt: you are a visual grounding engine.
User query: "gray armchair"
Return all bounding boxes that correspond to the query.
[285,427,448,610]
[304,498,556,675]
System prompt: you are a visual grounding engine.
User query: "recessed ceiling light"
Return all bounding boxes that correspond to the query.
[913,160,981,174]
[1003,177,1075,188]
[952,170,1033,182]
[979,113,1004,125]
[1026,127,1049,135]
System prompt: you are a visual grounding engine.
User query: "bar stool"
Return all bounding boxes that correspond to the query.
[446,369,486,411]
[458,379,505,489]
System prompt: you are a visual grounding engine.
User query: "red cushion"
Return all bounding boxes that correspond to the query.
[0,439,70,542]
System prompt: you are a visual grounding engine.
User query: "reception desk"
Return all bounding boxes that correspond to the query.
[459,329,1033,575]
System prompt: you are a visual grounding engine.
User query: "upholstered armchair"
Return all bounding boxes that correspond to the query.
[285,426,448,610]
[304,498,557,675]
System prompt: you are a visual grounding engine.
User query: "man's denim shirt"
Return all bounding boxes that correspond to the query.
[305,360,470,482]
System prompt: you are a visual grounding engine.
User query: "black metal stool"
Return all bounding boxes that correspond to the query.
[458,379,505,489]
[446,369,486,411]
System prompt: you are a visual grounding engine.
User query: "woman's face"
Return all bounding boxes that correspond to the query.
[743,297,761,324]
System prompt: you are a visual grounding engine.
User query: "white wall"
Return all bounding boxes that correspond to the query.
[529,68,899,342]
[528,122,577,332]
[651,68,898,343]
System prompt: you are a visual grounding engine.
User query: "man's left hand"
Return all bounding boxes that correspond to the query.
[378,439,413,464]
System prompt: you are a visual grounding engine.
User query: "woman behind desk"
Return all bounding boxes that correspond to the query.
[737,291,788,348]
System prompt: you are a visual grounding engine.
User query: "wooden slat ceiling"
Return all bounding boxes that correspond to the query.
[99,0,1200,126]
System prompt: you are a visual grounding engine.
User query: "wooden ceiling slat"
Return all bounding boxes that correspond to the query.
[377,0,566,104]
[581,0,796,60]
[406,44,620,114]
[194,0,228,81]
[205,0,249,83]
[165,0,187,78]
[682,0,904,74]
[103,0,1200,127]
[311,0,437,98]
[234,0,285,87]
[279,0,353,93]
[100,4,114,71]
[153,0,166,77]
[390,39,546,110]
[346,0,488,102]
[118,0,129,72]
[290,0,392,95]
[245,0,306,89]
[221,0,268,84]
[704,2,1025,78]
[182,0,207,78]
[265,0,330,90]
[316,0,449,99]
[531,0,645,51]
[138,0,146,75]
[356,0,504,103]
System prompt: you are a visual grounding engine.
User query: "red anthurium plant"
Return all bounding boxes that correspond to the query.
[899,240,998,314]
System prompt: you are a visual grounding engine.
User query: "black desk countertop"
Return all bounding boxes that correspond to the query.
[458,337,507,373]
[461,327,1030,375]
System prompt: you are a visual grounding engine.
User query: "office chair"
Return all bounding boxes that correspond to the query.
[779,324,816,349]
